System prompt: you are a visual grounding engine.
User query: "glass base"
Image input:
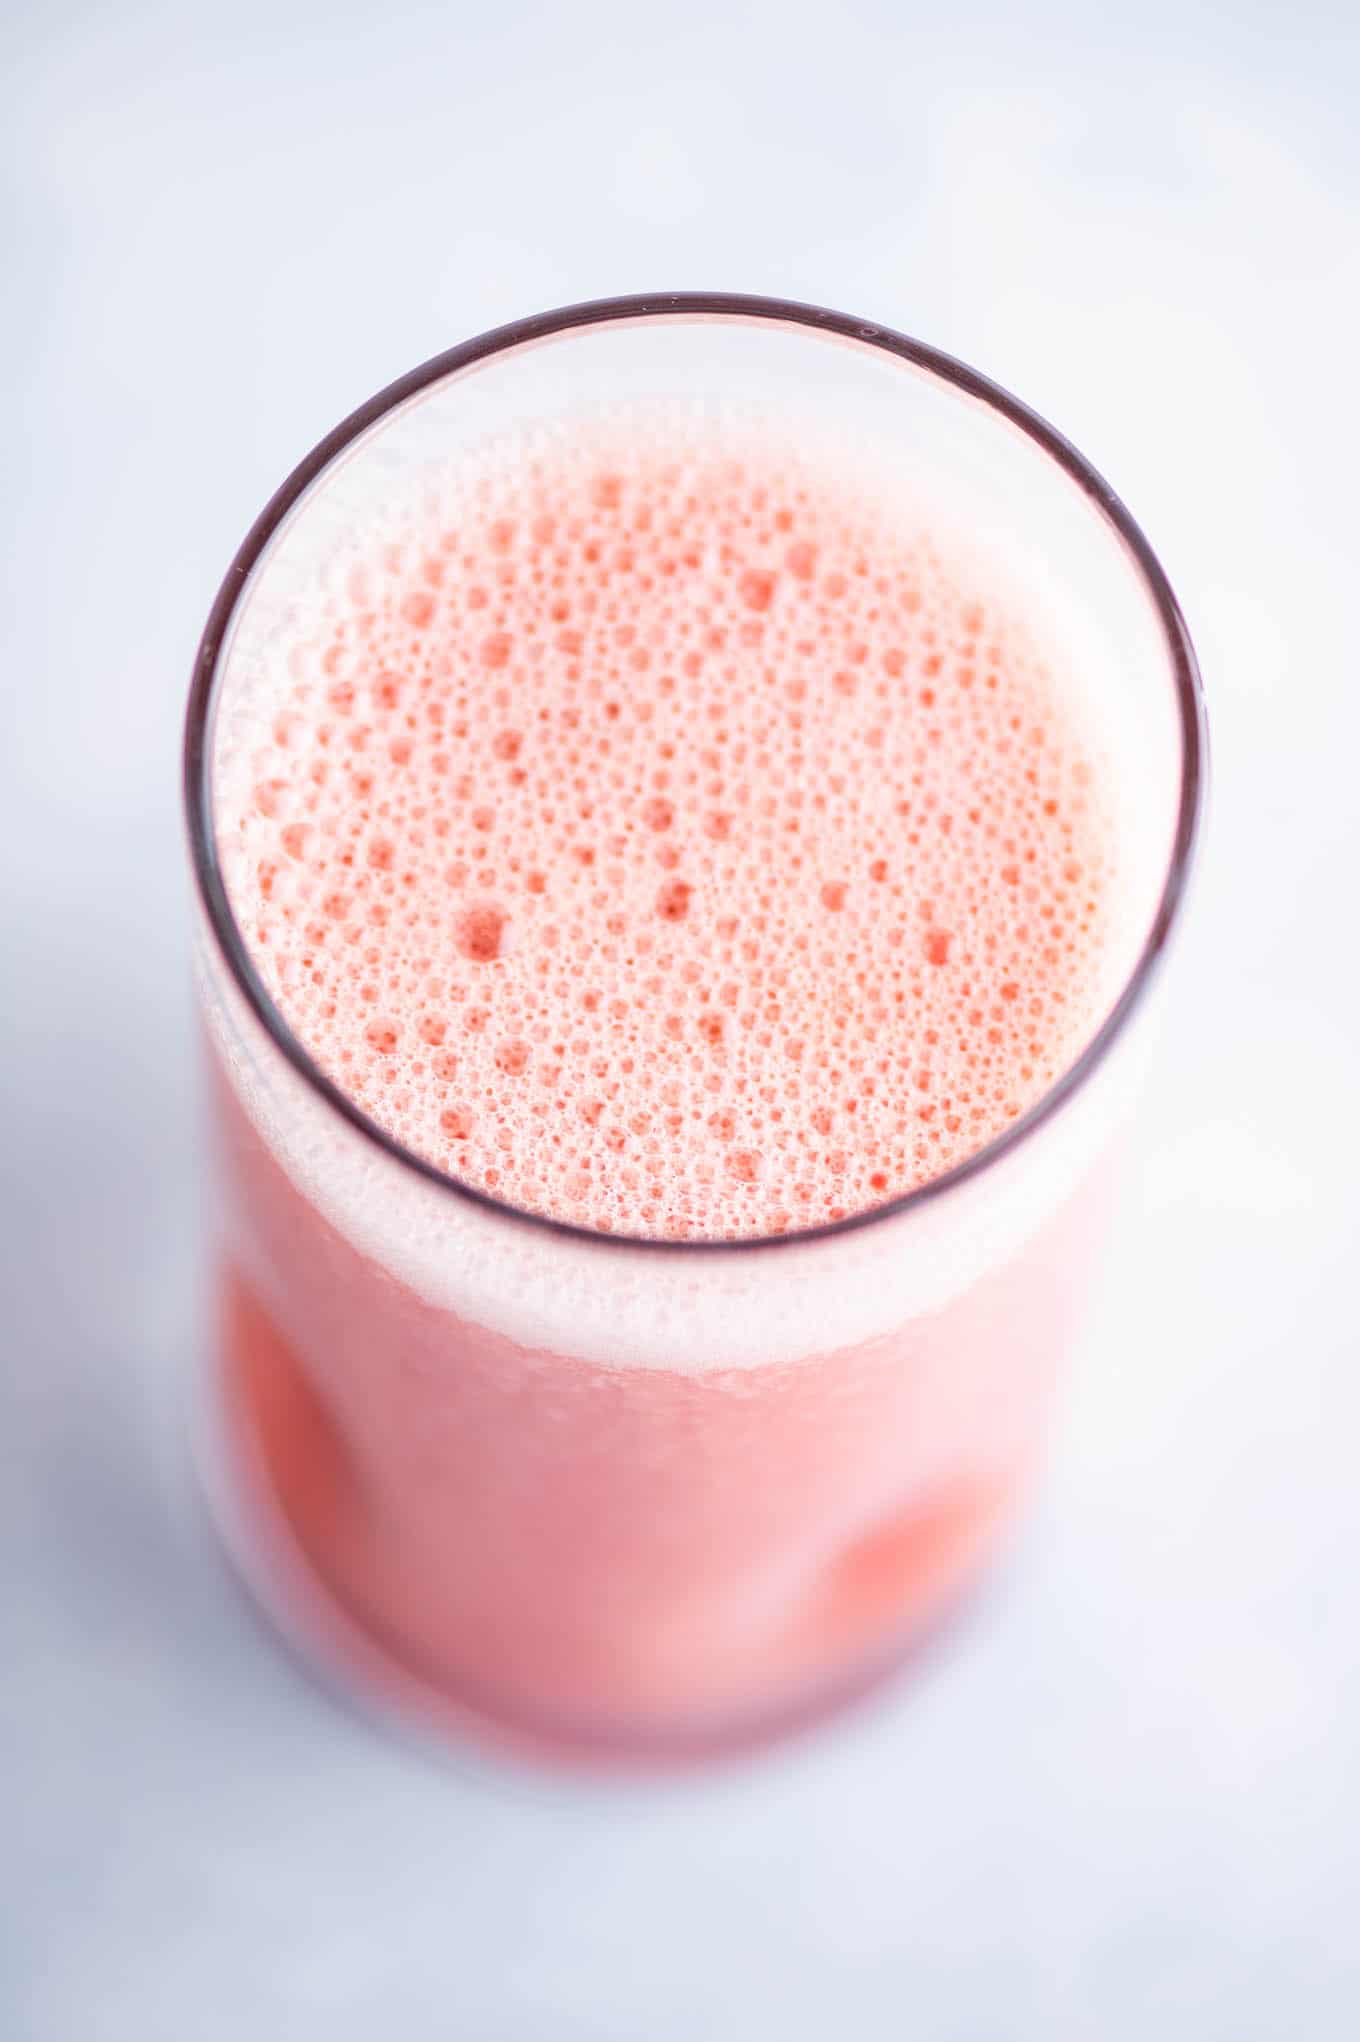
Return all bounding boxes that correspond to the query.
[196,1346,1009,1775]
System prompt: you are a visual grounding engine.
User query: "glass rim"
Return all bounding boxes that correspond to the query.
[184,289,1207,1256]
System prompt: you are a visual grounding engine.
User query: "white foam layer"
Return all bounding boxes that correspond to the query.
[200,927,1160,1372]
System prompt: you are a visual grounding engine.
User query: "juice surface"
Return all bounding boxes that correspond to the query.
[226,422,1116,1238]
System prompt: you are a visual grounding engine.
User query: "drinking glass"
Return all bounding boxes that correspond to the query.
[185,294,1205,1763]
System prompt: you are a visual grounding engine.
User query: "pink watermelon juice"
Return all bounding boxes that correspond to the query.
[204,414,1129,1751]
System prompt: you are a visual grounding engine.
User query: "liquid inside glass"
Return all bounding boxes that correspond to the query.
[193,316,1197,1762]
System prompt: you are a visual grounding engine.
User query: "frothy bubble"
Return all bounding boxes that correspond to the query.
[220,417,1119,1240]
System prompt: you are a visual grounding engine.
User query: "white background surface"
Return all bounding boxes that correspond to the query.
[5,3,1359,2035]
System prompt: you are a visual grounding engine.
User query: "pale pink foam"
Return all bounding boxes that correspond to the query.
[224,423,1117,1239]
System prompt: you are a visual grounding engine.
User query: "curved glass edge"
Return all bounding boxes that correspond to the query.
[184,290,1207,1256]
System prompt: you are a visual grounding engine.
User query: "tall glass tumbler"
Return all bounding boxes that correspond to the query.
[185,295,1205,1763]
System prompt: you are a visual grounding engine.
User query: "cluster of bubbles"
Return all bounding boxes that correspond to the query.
[225,416,1117,1239]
